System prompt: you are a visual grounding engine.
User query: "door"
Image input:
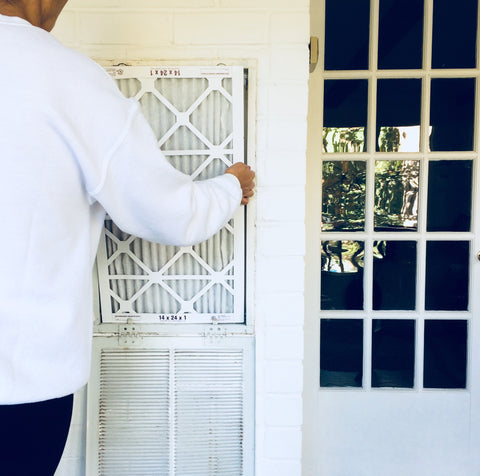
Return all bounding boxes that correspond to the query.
[304,0,480,474]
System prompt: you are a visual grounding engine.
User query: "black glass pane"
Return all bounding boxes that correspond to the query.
[377,79,422,152]
[322,161,366,231]
[424,320,467,389]
[373,241,417,310]
[324,80,368,152]
[321,319,363,387]
[374,161,419,231]
[372,319,415,388]
[325,0,370,70]
[427,161,473,232]
[321,241,364,310]
[432,0,478,69]
[425,241,469,311]
[378,0,424,69]
[430,78,475,151]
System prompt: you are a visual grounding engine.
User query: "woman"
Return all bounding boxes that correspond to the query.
[0,1,254,473]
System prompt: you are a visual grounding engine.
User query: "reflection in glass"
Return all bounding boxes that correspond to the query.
[425,241,469,311]
[377,79,421,152]
[424,320,467,389]
[372,320,415,388]
[323,128,364,153]
[321,241,364,310]
[427,161,473,232]
[373,241,417,310]
[430,78,475,151]
[325,0,370,70]
[378,0,424,69]
[432,0,478,69]
[374,161,419,231]
[321,319,363,387]
[324,80,368,152]
[378,126,421,152]
[322,161,366,231]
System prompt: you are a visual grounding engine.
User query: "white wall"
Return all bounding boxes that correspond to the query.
[52,1,310,475]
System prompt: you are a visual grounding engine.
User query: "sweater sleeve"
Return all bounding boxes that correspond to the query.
[91,103,243,246]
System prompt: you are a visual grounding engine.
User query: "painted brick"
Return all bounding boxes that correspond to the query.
[65,0,119,7]
[264,361,303,393]
[255,118,269,152]
[52,11,76,46]
[78,12,173,45]
[257,223,305,256]
[267,82,309,117]
[123,46,219,62]
[265,427,303,459]
[265,327,304,360]
[270,12,310,44]
[255,82,270,117]
[270,47,310,81]
[265,395,303,426]
[120,0,216,6]
[256,256,305,293]
[221,0,309,8]
[76,46,128,61]
[174,13,269,45]
[268,118,308,151]
[256,187,305,222]
[264,459,302,476]
[257,292,304,326]
[257,148,307,187]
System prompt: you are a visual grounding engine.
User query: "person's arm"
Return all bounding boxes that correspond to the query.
[91,105,254,246]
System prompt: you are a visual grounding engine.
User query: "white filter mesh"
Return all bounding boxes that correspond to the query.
[96,68,244,323]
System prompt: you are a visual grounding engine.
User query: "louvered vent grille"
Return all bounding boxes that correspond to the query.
[174,351,244,475]
[97,348,245,475]
[98,350,170,475]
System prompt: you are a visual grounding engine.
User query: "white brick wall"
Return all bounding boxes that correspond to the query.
[53,1,309,474]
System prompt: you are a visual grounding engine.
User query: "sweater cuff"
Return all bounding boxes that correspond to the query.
[215,172,243,205]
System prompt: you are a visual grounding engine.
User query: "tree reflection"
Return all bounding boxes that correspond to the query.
[323,127,365,153]
[375,160,419,230]
[322,161,366,231]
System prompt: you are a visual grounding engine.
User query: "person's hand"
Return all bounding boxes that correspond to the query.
[225,163,256,205]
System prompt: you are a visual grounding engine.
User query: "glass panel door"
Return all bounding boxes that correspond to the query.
[306,0,480,474]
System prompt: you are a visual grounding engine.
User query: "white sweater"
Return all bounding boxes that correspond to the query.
[0,14,242,404]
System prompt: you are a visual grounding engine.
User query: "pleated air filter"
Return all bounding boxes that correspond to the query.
[96,66,246,324]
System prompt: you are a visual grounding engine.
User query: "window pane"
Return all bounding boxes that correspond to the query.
[432,0,478,69]
[324,80,368,153]
[322,161,366,231]
[424,320,467,389]
[372,320,415,388]
[325,0,370,70]
[374,161,419,231]
[373,241,417,310]
[430,78,475,151]
[425,241,469,311]
[378,0,424,69]
[377,79,422,152]
[321,241,364,310]
[427,161,473,232]
[321,319,363,387]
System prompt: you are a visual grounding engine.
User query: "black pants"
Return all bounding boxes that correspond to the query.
[0,394,73,476]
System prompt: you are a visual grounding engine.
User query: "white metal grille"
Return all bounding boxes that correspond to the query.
[98,350,170,475]
[89,340,253,476]
[174,350,244,475]
[96,66,245,324]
